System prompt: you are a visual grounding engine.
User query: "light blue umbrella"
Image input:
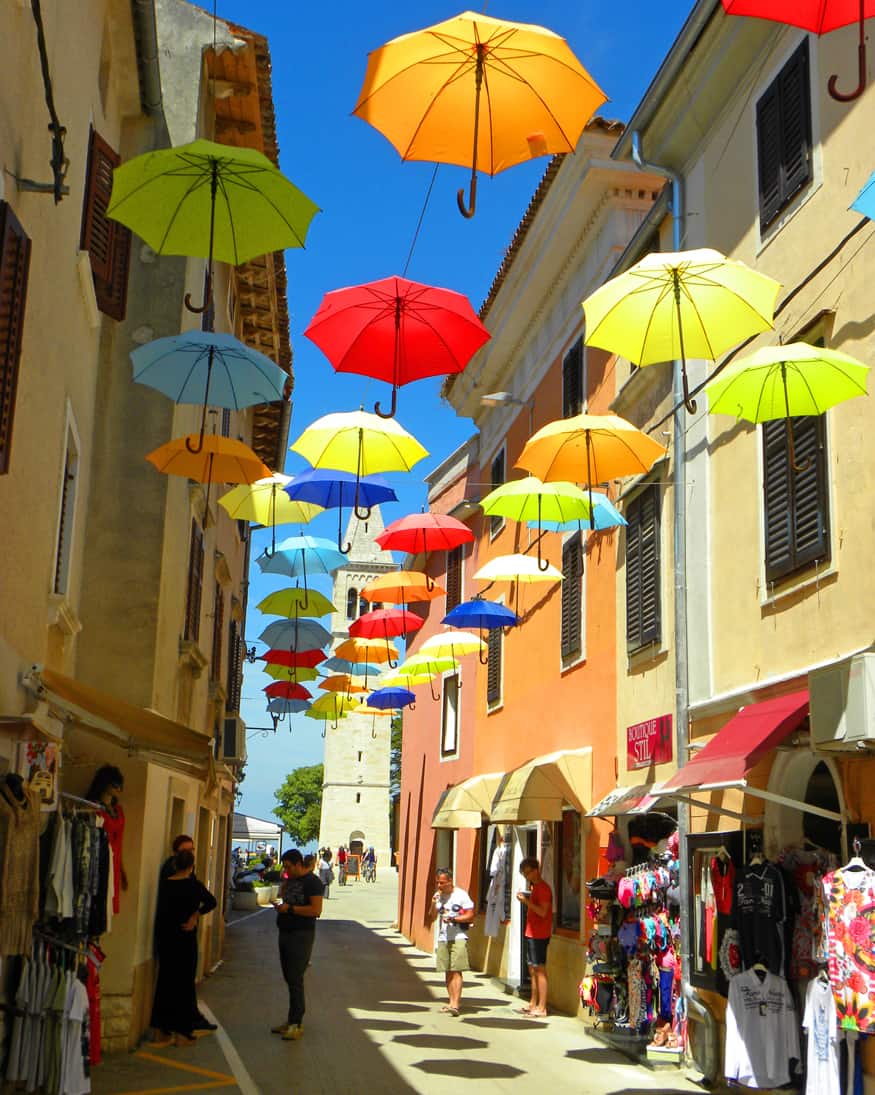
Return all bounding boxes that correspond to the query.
[256,535,347,578]
[131,331,287,453]
[526,491,626,532]
[322,656,383,678]
[851,171,875,221]
[258,618,333,650]
[267,697,310,719]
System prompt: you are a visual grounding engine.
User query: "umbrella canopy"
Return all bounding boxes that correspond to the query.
[420,630,486,660]
[473,553,563,583]
[267,697,310,717]
[442,598,519,630]
[361,571,445,605]
[350,607,423,640]
[259,648,324,669]
[306,693,356,727]
[376,513,474,554]
[304,275,490,417]
[256,535,347,581]
[380,670,435,688]
[851,170,875,220]
[335,637,400,665]
[321,656,383,678]
[396,654,460,699]
[582,249,781,412]
[264,681,312,701]
[368,686,416,710]
[526,490,627,532]
[257,619,333,650]
[480,475,591,559]
[318,675,370,695]
[219,475,323,536]
[146,434,270,486]
[256,588,336,619]
[262,663,320,683]
[353,11,606,217]
[284,468,397,553]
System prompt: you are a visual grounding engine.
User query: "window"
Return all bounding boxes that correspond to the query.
[486,626,502,707]
[359,596,368,618]
[625,484,661,652]
[356,792,361,804]
[489,448,505,537]
[441,673,460,757]
[221,408,231,437]
[562,338,584,418]
[184,519,204,642]
[756,40,812,233]
[211,583,224,679]
[53,426,79,595]
[226,620,243,712]
[556,811,581,930]
[560,532,583,663]
[80,128,131,320]
[763,415,829,583]
[446,545,463,612]
[358,751,362,763]
[0,202,31,475]
[346,588,357,619]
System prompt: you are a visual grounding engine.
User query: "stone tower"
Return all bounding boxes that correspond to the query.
[318,506,398,864]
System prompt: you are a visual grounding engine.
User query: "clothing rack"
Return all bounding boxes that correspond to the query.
[60,792,102,812]
[32,927,87,958]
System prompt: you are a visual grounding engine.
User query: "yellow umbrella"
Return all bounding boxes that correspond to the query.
[219,474,323,555]
[256,588,336,618]
[353,11,606,217]
[262,663,320,684]
[290,409,427,520]
[581,249,782,412]
[473,553,563,583]
[353,702,397,738]
[420,630,487,663]
[306,692,356,732]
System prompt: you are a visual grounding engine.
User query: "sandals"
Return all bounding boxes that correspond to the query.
[439,1005,460,1016]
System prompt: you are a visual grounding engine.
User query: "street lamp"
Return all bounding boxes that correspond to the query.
[480,390,535,434]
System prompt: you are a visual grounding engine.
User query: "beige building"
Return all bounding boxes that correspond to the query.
[0,0,291,1053]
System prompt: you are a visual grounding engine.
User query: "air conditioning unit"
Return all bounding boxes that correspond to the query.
[222,715,246,764]
[810,653,875,749]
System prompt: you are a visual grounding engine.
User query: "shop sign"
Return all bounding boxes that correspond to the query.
[626,715,672,770]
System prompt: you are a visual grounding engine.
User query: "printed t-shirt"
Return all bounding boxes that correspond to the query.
[724,968,799,1088]
[823,865,875,1032]
[277,871,323,933]
[524,880,553,940]
[803,977,840,1095]
[436,887,474,943]
[733,862,787,975]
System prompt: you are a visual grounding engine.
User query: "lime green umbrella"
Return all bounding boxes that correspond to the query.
[262,663,320,684]
[479,475,590,567]
[107,139,319,312]
[706,341,869,469]
[256,588,336,618]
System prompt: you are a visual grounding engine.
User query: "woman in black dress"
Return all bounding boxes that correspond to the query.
[151,849,216,1046]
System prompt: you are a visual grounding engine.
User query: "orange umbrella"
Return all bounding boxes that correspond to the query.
[146,434,270,484]
[335,637,399,665]
[319,675,370,695]
[361,571,445,604]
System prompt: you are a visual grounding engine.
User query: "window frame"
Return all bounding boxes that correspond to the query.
[226,619,243,712]
[184,519,205,643]
[440,670,461,759]
[445,543,464,613]
[625,483,661,653]
[562,337,585,418]
[53,407,81,597]
[80,128,131,321]
[555,809,582,931]
[486,616,503,711]
[489,446,506,539]
[211,582,225,680]
[0,201,31,475]
[346,587,358,620]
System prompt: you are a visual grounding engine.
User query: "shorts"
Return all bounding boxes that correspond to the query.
[436,939,470,972]
[526,937,550,967]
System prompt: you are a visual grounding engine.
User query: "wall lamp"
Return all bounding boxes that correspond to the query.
[480,391,535,433]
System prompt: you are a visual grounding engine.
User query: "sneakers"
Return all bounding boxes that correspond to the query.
[281,1024,304,1041]
[192,1017,218,1032]
[270,1023,290,1034]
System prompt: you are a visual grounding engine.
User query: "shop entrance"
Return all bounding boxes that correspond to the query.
[518,828,538,992]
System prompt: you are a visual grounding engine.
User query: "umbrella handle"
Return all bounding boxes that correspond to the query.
[340,538,353,555]
[338,507,352,554]
[374,385,398,420]
[682,367,698,414]
[456,175,478,219]
[185,160,219,315]
[479,646,489,665]
[321,725,327,738]
[785,417,812,474]
[425,574,435,592]
[456,45,484,219]
[185,414,207,454]
[430,678,441,703]
[409,701,416,712]
[828,8,866,103]
[184,281,212,315]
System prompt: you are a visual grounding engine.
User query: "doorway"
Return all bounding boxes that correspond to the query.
[507,826,538,991]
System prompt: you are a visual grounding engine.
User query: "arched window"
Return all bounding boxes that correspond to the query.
[346,588,357,619]
[359,596,368,618]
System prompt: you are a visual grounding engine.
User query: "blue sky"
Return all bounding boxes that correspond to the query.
[217,0,696,827]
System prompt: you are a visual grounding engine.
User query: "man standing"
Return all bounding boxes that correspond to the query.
[516,856,553,1017]
[430,868,474,1016]
[271,849,323,1041]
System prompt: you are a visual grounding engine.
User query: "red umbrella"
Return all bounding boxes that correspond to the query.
[375,512,475,554]
[349,607,424,641]
[722,0,875,100]
[303,275,490,418]
[264,681,312,701]
[259,648,324,669]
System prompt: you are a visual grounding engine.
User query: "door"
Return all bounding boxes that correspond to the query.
[507,827,538,990]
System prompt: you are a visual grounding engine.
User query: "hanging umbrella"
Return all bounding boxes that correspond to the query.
[581,249,781,412]
[256,588,336,618]
[284,468,397,553]
[395,653,460,701]
[420,630,486,669]
[375,512,474,554]
[722,0,875,101]
[473,554,563,584]
[257,618,332,650]
[335,637,400,666]
[368,686,416,711]
[146,435,270,510]
[107,139,319,313]
[306,692,356,731]
[442,598,519,664]
[219,475,323,557]
[705,341,869,469]
[290,409,428,519]
[354,702,399,736]
[480,475,591,565]
[526,490,627,533]
[361,571,446,604]
[851,170,875,219]
[259,648,325,669]
[262,663,320,684]
[267,697,310,717]
[321,656,384,678]
[350,606,423,667]
[353,11,606,217]
[256,536,346,602]
[304,275,490,417]
[264,681,312,701]
[131,331,288,453]
[319,675,370,696]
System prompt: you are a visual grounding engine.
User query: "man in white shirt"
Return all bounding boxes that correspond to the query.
[429,868,475,1016]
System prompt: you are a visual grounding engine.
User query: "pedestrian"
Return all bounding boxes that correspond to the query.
[429,867,474,1016]
[516,856,553,1018]
[303,853,316,873]
[337,845,348,885]
[363,845,377,881]
[150,849,217,1047]
[271,849,324,1041]
[318,850,333,898]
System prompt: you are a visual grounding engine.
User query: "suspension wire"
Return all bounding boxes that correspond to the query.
[402,165,440,278]
[29,0,68,202]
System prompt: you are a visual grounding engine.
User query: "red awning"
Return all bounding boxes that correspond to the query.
[660,689,809,794]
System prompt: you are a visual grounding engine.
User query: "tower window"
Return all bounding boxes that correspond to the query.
[356,792,361,804]
[346,588,357,619]
[358,751,362,762]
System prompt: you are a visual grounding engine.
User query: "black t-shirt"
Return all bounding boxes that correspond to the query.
[733,862,787,975]
[277,871,324,933]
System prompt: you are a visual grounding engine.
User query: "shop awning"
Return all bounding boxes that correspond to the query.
[34,668,213,764]
[232,812,283,842]
[431,772,505,829]
[490,747,592,823]
[588,782,665,818]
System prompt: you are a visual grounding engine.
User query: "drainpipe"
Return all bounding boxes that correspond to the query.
[630,133,717,1085]
[131,0,164,120]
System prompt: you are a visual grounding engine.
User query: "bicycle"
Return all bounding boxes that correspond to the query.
[363,860,376,883]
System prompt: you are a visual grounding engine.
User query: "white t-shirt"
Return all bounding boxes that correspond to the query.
[724,968,800,1089]
[803,977,839,1095]
[435,887,474,943]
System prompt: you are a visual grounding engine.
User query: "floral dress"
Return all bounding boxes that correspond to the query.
[822,866,875,1032]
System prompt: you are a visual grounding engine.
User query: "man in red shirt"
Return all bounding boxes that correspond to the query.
[517,856,553,1017]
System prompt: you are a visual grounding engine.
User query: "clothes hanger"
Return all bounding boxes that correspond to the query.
[842,838,867,872]
[752,961,768,982]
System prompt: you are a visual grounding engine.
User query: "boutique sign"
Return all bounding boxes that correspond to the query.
[626,715,673,770]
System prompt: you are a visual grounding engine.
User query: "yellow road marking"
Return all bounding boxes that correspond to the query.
[133,1051,236,1082]
[114,1082,235,1094]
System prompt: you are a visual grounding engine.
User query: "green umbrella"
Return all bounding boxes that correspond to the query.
[256,588,336,618]
[706,342,869,469]
[479,475,591,568]
[107,139,319,313]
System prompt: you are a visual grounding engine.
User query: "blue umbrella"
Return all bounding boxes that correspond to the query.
[322,656,384,678]
[258,618,332,650]
[368,686,416,711]
[525,491,626,532]
[131,331,287,454]
[284,468,397,553]
[442,598,519,664]
[256,535,346,585]
[851,170,875,221]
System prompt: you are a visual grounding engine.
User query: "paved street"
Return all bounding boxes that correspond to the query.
[93,873,702,1095]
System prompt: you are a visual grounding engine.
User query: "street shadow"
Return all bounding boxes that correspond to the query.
[566,1047,635,1065]
[411,1058,526,1079]
[458,996,511,1007]
[461,1016,547,1030]
[367,1001,431,1012]
[393,1033,489,1051]
[356,1018,423,1031]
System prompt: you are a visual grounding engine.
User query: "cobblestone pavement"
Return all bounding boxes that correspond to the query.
[92,873,704,1094]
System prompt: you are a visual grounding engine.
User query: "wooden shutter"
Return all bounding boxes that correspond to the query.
[54,447,76,593]
[212,583,224,677]
[81,129,131,320]
[763,415,829,582]
[0,202,31,475]
[757,41,811,231]
[226,620,243,712]
[561,532,582,660]
[562,338,583,418]
[490,450,505,536]
[184,520,204,641]
[446,546,462,612]
[95,219,130,322]
[486,626,502,705]
[626,485,660,650]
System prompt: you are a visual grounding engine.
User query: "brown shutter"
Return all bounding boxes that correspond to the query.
[757,41,811,231]
[184,520,204,641]
[486,626,502,705]
[625,485,660,650]
[95,218,131,322]
[562,338,583,418]
[212,583,225,677]
[81,129,131,321]
[561,532,582,660]
[763,415,829,581]
[0,202,31,475]
[226,620,243,712]
[445,546,462,612]
[756,84,782,230]
[490,450,505,536]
